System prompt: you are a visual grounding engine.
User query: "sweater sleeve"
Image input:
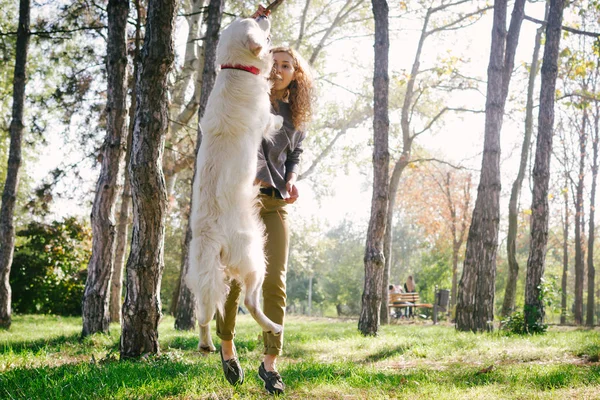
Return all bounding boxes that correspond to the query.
[284,131,305,178]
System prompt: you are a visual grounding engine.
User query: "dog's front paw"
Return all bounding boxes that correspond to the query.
[199,343,217,353]
[267,323,283,337]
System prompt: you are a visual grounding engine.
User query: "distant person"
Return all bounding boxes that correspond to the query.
[404,275,416,293]
[404,275,416,318]
[388,284,401,294]
[388,284,405,318]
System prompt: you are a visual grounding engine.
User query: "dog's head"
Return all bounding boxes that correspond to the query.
[217,17,272,75]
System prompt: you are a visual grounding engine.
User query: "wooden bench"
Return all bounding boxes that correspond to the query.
[388,292,433,316]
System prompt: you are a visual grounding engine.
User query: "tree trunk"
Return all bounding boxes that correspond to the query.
[586,101,599,326]
[359,0,389,337]
[308,274,313,316]
[501,4,545,317]
[175,0,224,331]
[450,173,470,310]
[175,228,196,330]
[456,0,525,332]
[110,2,142,323]
[451,243,459,310]
[380,1,430,325]
[380,231,390,324]
[120,0,178,358]
[110,166,131,324]
[574,112,587,326]
[381,161,407,324]
[82,0,129,337]
[524,0,565,329]
[110,0,143,325]
[561,174,569,325]
[0,0,30,330]
[456,0,507,333]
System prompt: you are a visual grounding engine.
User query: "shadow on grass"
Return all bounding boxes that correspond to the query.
[445,363,600,390]
[577,342,600,362]
[526,364,600,389]
[0,333,83,355]
[279,343,317,360]
[363,344,410,363]
[164,335,258,355]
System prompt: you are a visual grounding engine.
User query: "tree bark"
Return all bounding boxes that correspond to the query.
[82,0,129,337]
[110,0,142,323]
[174,0,224,331]
[110,160,131,324]
[561,174,569,325]
[380,2,430,325]
[502,3,546,317]
[380,159,407,324]
[573,110,587,326]
[449,173,471,310]
[359,0,389,336]
[586,100,599,326]
[0,0,30,330]
[456,0,525,332]
[120,0,178,358]
[524,0,565,328]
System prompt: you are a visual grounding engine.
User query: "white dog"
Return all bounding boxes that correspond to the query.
[185,16,283,352]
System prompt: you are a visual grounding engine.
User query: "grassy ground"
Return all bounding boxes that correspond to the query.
[1,314,599,399]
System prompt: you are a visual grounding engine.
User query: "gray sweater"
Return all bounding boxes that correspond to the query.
[257,100,305,198]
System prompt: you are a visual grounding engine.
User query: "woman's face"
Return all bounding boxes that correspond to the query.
[271,51,296,91]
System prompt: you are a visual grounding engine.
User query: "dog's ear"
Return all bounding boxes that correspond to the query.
[247,35,263,56]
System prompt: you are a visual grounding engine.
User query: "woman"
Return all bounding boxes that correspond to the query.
[404,275,416,318]
[215,38,315,394]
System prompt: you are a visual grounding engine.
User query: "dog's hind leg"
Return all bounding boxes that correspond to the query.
[187,237,228,353]
[195,297,217,353]
[229,221,281,335]
[243,269,282,336]
[198,315,216,353]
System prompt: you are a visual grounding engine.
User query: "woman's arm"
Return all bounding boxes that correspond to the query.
[284,132,304,178]
[284,133,305,204]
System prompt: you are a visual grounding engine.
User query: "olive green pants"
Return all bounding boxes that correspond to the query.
[216,194,289,355]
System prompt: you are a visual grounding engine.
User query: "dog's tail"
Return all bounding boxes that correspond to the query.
[185,237,229,325]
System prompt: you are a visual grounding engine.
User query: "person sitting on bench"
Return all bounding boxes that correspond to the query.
[403,275,416,318]
[389,284,406,318]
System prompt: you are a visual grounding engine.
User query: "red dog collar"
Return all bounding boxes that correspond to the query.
[220,64,260,75]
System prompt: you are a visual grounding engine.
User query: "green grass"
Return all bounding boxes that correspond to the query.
[1,315,599,399]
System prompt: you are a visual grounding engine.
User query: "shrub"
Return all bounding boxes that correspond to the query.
[10,217,91,316]
[501,304,549,335]
[501,308,549,335]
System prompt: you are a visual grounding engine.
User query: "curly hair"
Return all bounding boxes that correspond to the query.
[270,46,315,131]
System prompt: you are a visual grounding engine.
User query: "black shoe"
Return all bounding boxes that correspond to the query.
[258,362,285,395]
[220,347,244,386]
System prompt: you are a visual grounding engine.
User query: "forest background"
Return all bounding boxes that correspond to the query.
[1,0,598,327]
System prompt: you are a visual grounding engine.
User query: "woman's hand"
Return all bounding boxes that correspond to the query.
[251,5,270,19]
[285,183,299,204]
[285,173,299,204]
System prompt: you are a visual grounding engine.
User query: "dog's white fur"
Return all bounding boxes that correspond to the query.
[185,17,283,352]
